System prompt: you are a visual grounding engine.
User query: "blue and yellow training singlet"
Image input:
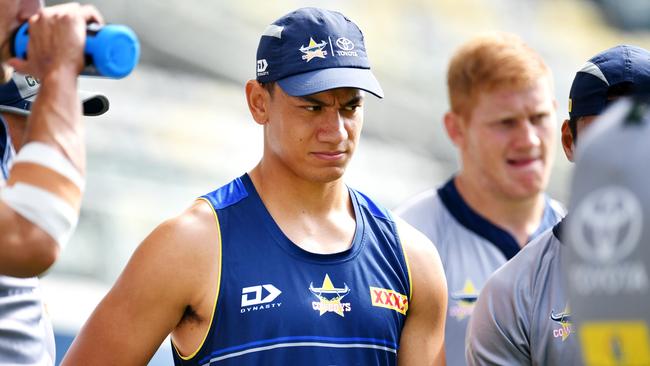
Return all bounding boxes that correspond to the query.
[172,174,412,366]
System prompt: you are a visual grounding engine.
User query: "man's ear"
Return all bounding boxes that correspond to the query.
[444,111,465,147]
[246,80,271,125]
[561,119,575,162]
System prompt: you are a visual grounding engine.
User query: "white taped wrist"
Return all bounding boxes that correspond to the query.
[1,183,79,248]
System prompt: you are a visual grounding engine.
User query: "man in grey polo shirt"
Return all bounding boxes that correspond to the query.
[465,45,650,365]
[396,32,564,365]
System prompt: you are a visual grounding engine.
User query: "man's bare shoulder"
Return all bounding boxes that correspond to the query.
[161,200,217,240]
[145,200,220,264]
[60,200,222,364]
[393,216,447,300]
[394,217,440,267]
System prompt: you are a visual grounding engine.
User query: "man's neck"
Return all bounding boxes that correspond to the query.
[248,161,355,254]
[454,174,546,247]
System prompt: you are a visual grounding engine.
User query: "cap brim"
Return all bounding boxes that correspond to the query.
[0,91,109,117]
[79,91,109,116]
[277,67,384,98]
[0,104,30,117]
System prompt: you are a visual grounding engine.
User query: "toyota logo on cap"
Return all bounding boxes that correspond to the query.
[336,37,355,51]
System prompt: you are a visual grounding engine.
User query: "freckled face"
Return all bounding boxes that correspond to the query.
[458,77,557,200]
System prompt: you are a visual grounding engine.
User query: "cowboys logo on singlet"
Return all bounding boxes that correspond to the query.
[450,279,479,321]
[309,274,351,317]
[550,304,574,341]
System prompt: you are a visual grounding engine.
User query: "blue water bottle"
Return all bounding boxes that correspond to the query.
[11,23,140,79]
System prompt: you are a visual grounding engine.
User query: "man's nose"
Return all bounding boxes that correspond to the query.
[515,119,541,148]
[317,110,348,144]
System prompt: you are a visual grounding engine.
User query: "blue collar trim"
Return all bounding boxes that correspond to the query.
[437,177,560,260]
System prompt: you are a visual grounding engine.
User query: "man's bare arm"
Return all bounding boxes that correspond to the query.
[62,201,219,365]
[0,201,59,277]
[396,218,447,366]
[0,4,103,277]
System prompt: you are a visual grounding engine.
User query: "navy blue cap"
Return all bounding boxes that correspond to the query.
[0,73,109,117]
[255,7,383,98]
[569,45,650,119]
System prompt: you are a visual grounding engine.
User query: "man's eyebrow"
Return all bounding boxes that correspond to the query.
[344,96,364,106]
[297,95,327,105]
[297,93,364,106]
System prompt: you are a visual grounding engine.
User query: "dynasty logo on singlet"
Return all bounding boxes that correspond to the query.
[550,305,574,341]
[449,279,479,321]
[240,284,282,314]
[309,274,351,317]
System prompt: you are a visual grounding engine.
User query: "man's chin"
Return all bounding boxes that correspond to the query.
[305,166,347,184]
[507,181,544,200]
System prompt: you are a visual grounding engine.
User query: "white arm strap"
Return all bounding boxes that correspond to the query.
[13,142,85,191]
[1,142,84,248]
[1,183,79,247]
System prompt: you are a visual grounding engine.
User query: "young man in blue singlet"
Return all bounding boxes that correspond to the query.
[63,8,448,366]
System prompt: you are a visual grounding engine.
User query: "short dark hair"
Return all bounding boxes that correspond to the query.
[568,81,637,141]
[261,81,276,98]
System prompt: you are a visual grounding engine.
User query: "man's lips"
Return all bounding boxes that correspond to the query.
[311,151,347,161]
[507,157,541,167]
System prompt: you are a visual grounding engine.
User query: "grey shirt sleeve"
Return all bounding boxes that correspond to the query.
[465,263,532,365]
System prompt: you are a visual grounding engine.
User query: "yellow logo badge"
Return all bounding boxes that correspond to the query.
[580,321,650,366]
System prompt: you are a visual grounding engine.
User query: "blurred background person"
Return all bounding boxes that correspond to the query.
[395,32,564,366]
[465,44,650,366]
[563,72,650,366]
[0,71,108,364]
[0,1,106,364]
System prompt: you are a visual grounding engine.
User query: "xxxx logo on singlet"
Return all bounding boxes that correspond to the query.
[370,287,408,315]
[309,274,351,317]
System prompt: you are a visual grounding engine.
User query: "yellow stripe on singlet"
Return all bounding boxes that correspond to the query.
[395,224,414,306]
[172,198,223,361]
[401,246,414,305]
